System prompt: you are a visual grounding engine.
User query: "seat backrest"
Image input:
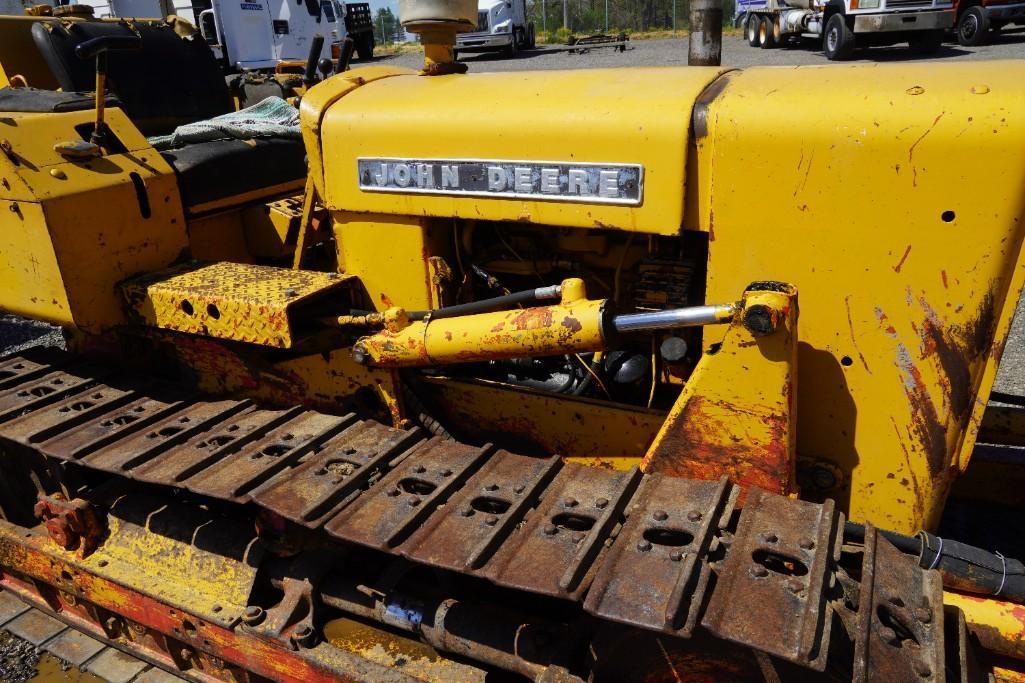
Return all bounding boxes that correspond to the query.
[31,19,233,136]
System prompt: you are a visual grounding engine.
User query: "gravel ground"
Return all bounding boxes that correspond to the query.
[1,630,41,683]
[356,31,1025,73]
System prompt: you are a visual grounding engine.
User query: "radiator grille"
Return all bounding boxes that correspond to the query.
[885,0,933,8]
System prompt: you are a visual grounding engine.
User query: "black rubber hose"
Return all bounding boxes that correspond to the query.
[407,288,550,322]
[844,520,1025,603]
[919,530,1025,603]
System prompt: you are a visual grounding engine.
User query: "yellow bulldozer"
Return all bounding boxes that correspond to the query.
[0,1,1024,681]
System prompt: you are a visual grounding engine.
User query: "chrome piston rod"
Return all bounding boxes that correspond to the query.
[613,303,736,333]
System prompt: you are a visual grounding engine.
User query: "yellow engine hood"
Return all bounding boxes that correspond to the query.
[301,66,730,235]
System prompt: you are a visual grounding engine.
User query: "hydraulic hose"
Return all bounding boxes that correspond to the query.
[407,284,562,322]
[844,521,1025,603]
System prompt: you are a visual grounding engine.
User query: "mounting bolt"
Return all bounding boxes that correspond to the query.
[637,540,652,552]
[543,523,558,536]
[563,497,578,508]
[407,495,421,507]
[179,648,192,661]
[243,606,265,626]
[485,483,499,491]
[687,510,702,522]
[914,608,932,624]
[751,565,769,578]
[799,538,815,550]
[461,508,474,517]
[387,488,400,497]
[441,468,453,477]
[595,497,609,509]
[573,533,585,544]
[652,510,668,521]
[763,532,778,544]
[877,626,899,645]
[669,550,683,562]
[413,464,426,473]
[787,579,804,594]
[284,287,298,297]
[513,484,525,494]
[485,515,498,526]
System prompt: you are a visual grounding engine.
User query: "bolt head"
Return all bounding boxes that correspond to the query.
[543,523,558,535]
[461,508,474,517]
[407,496,421,506]
[787,579,804,594]
[413,464,426,473]
[563,497,578,508]
[763,532,778,544]
[573,533,586,543]
[637,540,652,552]
[914,607,932,624]
[751,565,769,578]
[441,468,453,477]
[799,538,815,550]
[284,287,298,297]
[687,510,702,522]
[485,483,499,491]
[652,510,668,521]
[513,484,525,494]
[485,515,498,526]
[595,497,609,509]
[670,550,683,562]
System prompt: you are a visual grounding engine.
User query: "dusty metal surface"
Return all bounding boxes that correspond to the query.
[0,349,952,680]
[584,474,733,636]
[702,488,839,670]
[121,261,351,349]
[854,526,946,682]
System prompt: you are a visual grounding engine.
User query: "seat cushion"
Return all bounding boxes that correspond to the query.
[31,20,232,136]
[160,138,306,209]
[0,86,120,113]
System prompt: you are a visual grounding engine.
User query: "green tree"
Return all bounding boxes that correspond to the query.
[375,7,398,44]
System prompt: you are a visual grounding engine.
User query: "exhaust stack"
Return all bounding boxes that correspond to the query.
[399,0,477,74]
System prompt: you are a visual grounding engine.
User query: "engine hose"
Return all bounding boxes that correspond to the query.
[845,521,1025,603]
[400,381,453,440]
[571,356,603,396]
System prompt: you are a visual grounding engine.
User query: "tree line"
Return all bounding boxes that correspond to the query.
[377,0,737,44]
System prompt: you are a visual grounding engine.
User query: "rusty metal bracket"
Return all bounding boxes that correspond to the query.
[583,474,734,636]
[247,555,333,651]
[853,525,946,682]
[701,488,839,671]
[33,493,106,557]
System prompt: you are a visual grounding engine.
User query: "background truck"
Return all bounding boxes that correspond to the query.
[736,0,955,59]
[455,0,534,57]
[953,0,1025,44]
[65,0,374,70]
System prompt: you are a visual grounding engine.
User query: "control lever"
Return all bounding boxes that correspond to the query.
[303,34,326,86]
[335,36,354,73]
[73,33,141,148]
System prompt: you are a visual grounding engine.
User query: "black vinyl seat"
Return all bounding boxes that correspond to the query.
[31,20,233,136]
[160,138,307,209]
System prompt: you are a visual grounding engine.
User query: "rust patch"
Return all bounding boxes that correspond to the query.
[643,395,791,496]
[508,308,554,331]
[892,244,912,273]
[561,316,583,333]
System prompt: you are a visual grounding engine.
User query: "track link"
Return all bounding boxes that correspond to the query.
[0,349,954,680]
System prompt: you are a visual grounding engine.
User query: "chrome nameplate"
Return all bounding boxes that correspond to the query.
[357,158,643,206]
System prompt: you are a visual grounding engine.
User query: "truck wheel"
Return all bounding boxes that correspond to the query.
[957,6,990,46]
[760,15,778,48]
[823,13,855,60]
[355,34,374,60]
[505,34,519,57]
[746,13,760,47]
[909,29,943,53]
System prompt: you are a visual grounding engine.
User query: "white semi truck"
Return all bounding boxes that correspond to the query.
[61,0,374,71]
[736,0,955,59]
[454,0,534,57]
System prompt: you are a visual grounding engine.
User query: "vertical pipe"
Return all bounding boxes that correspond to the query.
[562,0,569,30]
[688,0,722,66]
